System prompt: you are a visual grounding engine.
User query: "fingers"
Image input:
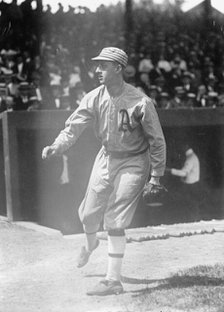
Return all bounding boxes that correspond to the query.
[42,146,55,160]
[149,176,160,185]
[143,182,153,195]
[150,185,160,194]
[42,146,49,159]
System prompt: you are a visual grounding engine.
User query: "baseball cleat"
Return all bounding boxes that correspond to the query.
[77,239,99,268]
[86,279,124,296]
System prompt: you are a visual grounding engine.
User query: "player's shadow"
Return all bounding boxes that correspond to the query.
[85,273,224,295]
[85,273,158,285]
[128,274,224,296]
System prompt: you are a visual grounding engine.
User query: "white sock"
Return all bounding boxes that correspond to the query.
[83,225,98,252]
[106,232,126,282]
[86,232,97,252]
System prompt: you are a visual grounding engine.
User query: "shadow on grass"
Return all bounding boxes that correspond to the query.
[128,265,224,296]
[85,265,224,296]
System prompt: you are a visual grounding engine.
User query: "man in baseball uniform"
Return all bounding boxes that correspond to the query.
[42,47,166,296]
[166,143,201,221]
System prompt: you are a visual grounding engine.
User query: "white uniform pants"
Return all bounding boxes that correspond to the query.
[78,147,150,232]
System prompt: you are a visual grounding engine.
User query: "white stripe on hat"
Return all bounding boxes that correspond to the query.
[92,47,128,67]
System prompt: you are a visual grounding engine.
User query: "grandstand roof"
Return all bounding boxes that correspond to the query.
[184,0,224,22]
[183,0,224,14]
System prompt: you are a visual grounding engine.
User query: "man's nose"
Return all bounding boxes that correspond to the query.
[95,65,102,73]
[95,66,100,73]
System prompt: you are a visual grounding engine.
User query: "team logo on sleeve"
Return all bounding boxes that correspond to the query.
[118,109,134,132]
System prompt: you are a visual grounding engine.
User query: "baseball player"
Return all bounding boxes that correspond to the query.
[42,47,166,296]
[166,143,201,221]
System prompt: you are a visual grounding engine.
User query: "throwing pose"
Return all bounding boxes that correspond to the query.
[42,47,166,296]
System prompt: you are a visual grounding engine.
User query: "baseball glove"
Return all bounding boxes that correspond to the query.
[142,183,168,204]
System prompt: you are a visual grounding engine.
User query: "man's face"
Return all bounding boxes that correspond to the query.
[94,61,119,85]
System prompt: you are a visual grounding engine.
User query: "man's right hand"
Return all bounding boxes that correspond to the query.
[165,167,172,174]
[42,146,58,160]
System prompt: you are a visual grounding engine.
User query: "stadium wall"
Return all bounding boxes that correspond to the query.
[0,109,223,234]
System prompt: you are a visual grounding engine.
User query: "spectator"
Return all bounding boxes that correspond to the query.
[217,83,224,107]
[70,82,86,109]
[136,72,151,96]
[154,75,169,95]
[0,0,224,111]
[78,48,96,92]
[167,66,183,95]
[138,53,154,74]
[7,74,19,98]
[169,86,185,108]
[206,92,219,108]
[0,83,8,112]
[170,53,187,72]
[148,85,158,107]
[181,71,197,95]
[205,75,218,93]
[196,85,207,107]
[68,66,82,90]
[12,54,28,81]
[185,93,197,108]
[14,82,31,110]
[50,83,62,109]
[27,96,41,111]
[157,53,171,74]
[123,64,136,85]
[157,92,170,109]
[149,60,165,85]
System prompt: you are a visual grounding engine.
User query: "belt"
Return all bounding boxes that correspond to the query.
[103,147,148,159]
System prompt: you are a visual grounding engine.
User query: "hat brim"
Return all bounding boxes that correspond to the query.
[91,56,117,62]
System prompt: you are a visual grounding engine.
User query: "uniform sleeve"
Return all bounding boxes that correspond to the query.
[52,94,95,153]
[171,159,193,177]
[140,99,166,177]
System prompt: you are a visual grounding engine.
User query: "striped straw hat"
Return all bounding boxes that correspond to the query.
[91,47,128,67]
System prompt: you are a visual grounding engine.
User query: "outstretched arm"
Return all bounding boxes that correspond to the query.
[42,93,95,160]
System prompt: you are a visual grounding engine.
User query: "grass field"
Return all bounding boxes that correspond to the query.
[129,264,224,312]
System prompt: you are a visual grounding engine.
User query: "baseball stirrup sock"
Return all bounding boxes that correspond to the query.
[83,224,99,252]
[84,231,98,253]
[106,229,126,282]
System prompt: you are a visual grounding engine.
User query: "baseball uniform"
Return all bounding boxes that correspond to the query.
[52,82,166,232]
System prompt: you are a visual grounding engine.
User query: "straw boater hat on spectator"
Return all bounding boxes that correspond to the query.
[92,47,128,68]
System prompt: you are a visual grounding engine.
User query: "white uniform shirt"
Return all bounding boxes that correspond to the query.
[53,82,166,177]
[171,149,200,184]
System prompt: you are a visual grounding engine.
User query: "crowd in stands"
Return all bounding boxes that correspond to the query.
[0,0,224,112]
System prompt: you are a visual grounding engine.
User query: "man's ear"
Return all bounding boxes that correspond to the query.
[115,64,122,73]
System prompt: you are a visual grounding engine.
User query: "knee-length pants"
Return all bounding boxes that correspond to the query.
[78,147,150,232]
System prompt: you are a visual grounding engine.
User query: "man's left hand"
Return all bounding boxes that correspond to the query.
[143,182,168,204]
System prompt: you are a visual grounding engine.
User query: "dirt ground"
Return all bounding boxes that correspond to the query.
[1,219,224,312]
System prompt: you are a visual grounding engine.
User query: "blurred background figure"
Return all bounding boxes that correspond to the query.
[185,93,197,108]
[136,72,151,96]
[123,64,136,85]
[27,95,41,111]
[165,143,203,222]
[169,86,185,108]
[138,52,154,75]
[157,92,170,109]
[206,91,219,108]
